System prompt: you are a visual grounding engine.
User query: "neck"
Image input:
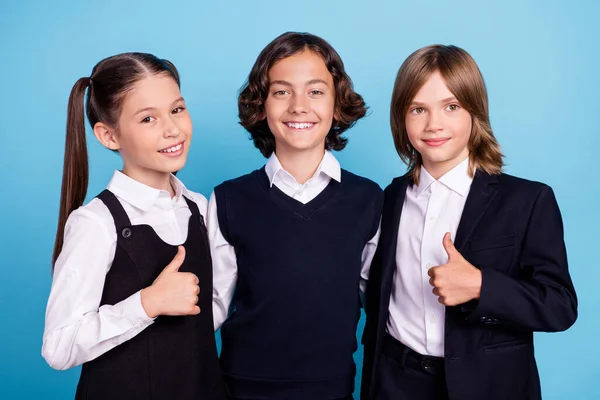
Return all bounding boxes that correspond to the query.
[275,146,326,184]
[422,154,469,180]
[122,165,175,197]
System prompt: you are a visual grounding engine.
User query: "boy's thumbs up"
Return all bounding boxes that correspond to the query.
[442,232,460,262]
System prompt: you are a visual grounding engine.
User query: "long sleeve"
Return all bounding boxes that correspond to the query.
[360,221,381,304]
[465,186,578,332]
[42,209,154,370]
[207,191,238,331]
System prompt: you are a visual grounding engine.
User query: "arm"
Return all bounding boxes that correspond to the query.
[42,209,154,370]
[360,220,381,306]
[207,191,238,331]
[464,186,578,332]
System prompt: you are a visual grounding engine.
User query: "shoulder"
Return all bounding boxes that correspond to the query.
[183,189,208,218]
[340,169,383,195]
[494,172,551,198]
[214,169,264,201]
[383,174,410,195]
[216,169,261,190]
[63,197,116,245]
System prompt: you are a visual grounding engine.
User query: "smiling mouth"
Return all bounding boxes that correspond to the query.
[423,138,450,147]
[158,141,184,154]
[285,122,316,130]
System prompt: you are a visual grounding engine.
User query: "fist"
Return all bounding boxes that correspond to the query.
[427,233,482,306]
[141,246,201,317]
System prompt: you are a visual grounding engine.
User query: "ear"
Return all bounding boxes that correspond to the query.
[93,122,120,151]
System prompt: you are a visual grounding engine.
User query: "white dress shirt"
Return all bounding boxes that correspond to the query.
[387,157,473,357]
[208,151,381,329]
[42,171,208,370]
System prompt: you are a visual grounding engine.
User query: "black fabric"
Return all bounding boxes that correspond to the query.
[75,189,225,400]
[361,171,577,400]
[373,334,448,400]
[216,167,383,400]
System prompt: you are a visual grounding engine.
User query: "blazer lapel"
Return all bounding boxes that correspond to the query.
[454,170,498,252]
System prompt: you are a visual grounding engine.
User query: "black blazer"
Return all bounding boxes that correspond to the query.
[361,171,577,400]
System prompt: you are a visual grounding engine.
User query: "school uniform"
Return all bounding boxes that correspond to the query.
[361,158,578,400]
[208,151,383,400]
[43,171,225,400]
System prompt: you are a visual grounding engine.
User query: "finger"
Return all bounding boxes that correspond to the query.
[192,305,201,315]
[442,232,459,262]
[194,285,200,295]
[429,276,435,287]
[438,296,446,305]
[163,246,186,273]
[432,287,440,296]
[184,273,199,285]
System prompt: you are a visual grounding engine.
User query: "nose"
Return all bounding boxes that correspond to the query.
[288,93,309,114]
[163,115,181,138]
[425,110,443,133]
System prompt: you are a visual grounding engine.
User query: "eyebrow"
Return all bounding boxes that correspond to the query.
[410,96,457,106]
[270,79,329,87]
[133,97,185,115]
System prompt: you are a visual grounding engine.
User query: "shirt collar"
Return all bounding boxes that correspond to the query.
[416,157,473,198]
[264,150,341,187]
[107,170,188,211]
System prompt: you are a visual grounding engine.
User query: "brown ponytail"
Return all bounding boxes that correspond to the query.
[51,53,181,268]
[52,77,91,265]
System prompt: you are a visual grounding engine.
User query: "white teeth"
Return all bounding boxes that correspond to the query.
[160,143,182,153]
[287,122,313,129]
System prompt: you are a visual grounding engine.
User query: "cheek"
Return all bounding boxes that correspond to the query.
[264,98,282,121]
[405,118,423,146]
[180,115,193,134]
[321,95,336,118]
[454,112,472,141]
[124,128,157,153]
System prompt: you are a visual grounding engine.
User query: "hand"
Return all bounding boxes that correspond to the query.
[141,246,201,317]
[427,233,482,306]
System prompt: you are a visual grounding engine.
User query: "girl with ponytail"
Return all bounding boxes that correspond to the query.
[42,53,225,400]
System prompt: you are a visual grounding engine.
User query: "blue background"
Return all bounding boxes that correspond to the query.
[0,0,597,398]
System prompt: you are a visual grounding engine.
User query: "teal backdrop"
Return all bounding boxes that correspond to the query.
[0,0,597,398]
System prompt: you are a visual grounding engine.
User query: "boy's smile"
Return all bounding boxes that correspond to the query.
[264,50,335,158]
[405,71,472,179]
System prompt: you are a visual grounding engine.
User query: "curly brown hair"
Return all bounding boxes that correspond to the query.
[239,32,367,157]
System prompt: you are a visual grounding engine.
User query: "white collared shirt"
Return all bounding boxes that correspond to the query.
[42,171,208,370]
[387,157,473,357]
[208,151,381,329]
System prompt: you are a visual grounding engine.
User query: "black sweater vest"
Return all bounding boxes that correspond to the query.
[216,168,383,399]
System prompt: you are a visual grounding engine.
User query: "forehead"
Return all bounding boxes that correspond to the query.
[121,74,181,111]
[412,71,454,102]
[268,50,332,84]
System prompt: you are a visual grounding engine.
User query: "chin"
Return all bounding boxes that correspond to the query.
[167,160,187,172]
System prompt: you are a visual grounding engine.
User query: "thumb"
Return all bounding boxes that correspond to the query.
[162,246,186,273]
[442,232,459,261]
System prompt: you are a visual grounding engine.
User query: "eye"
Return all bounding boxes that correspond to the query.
[172,106,186,114]
[273,90,289,96]
[446,104,460,112]
[309,89,324,96]
[141,116,156,123]
[410,107,425,115]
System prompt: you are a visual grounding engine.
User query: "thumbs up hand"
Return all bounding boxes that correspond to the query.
[427,233,482,306]
[141,246,201,318]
